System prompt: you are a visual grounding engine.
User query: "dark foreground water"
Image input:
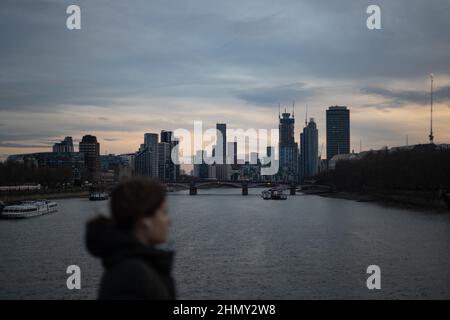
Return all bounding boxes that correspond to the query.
[1,188,450,299]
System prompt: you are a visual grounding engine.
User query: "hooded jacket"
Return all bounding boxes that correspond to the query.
[86,216,176,300]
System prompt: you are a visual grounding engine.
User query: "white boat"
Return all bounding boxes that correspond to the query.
[0,200,58,219]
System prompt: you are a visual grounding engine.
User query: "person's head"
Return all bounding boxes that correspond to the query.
[110,178,169,245]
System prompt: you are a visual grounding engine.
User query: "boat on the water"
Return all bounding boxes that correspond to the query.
[261,189,288,200]
[0,200,58,219]
[89,191,109,201]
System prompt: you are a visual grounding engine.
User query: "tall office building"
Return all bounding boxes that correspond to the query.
[53,136,74,153]
[158,130,180,182]
[135,133,159,178]
[193,150,209,179]
[144,133,158,150]
[170,137,180,181]
[300,118,319,181]
[79,135,100,178]
[144,133,158,178]
[227,141,237,165]
[216,124,227,163]
[326,106,350,161]
[279,111,295,147]
[160,130,173,144]
[216,123,228,180]
[279,111,298,181]
[157,142,171,182]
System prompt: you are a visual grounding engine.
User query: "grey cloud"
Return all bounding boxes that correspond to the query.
[236,83,315,106]
[2,0,450,113]
[361,86,450,106]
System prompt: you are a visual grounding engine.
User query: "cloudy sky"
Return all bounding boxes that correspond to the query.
[1,0,450,160]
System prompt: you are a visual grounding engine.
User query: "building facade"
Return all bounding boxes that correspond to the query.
[7,152,86,183]
[300,118,319,181]
[53,136,74,153]
[215,123,228,180]
[279,111,298,182]
[326,106,350,162]
[134,132,179,182]
[157,142,172,182]
[193,150,209,179]
[79,135,100,179]
[135,133,158,178]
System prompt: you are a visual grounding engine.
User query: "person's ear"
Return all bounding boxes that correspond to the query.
[140,217,154,233]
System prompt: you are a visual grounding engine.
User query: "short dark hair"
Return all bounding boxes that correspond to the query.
[110,178,166,230]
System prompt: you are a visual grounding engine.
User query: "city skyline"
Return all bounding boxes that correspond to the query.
[2,101,444,162]
[2,0,450,160]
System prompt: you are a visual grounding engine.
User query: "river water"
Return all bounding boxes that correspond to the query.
[1,188,450,299]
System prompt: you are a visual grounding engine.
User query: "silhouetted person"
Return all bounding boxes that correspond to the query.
[86,178,175,299]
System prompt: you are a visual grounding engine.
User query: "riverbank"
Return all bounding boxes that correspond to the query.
[318,190,450,211]
[0,191,89,202]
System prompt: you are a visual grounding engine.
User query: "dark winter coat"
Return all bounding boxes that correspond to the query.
[86,216,176,300]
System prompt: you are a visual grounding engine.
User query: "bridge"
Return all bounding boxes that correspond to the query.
[164,180,332,195]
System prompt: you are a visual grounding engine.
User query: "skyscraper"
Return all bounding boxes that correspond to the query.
[144,133,158,178]
[160,130,173,144]
[193,150,209,179]
[300,118,319,181]
[279,111,295,147]
[135,133,159,178]
[171,138,180,181]
[279,111,298,181]
[216,123,227,163]
[144,133,158,150]
[326,106,350,162]
[79,135,100,178]
[160,130,178,181]
[216,123,227,180]
[157,141,171,182]
[227,141,237,165]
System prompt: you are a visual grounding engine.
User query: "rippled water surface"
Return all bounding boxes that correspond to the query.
[1,188,450,299]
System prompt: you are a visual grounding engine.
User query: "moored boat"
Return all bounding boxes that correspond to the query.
[89,191,109,201]
[0,200,58,219]
[261,189,287,200]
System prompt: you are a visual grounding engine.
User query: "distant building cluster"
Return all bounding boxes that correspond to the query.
[192,123,261,182]
[6,105,354,184]
[190,105,351,183]
[277,105,350,182]
[7,135,134,185]
[134,131,180,182]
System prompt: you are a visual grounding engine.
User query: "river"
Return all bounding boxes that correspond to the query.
[1,188,450,299]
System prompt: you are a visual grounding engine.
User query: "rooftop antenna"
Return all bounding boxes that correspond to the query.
[429,73,434,144]
[278,103,280,119]
[292,100,295,118]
